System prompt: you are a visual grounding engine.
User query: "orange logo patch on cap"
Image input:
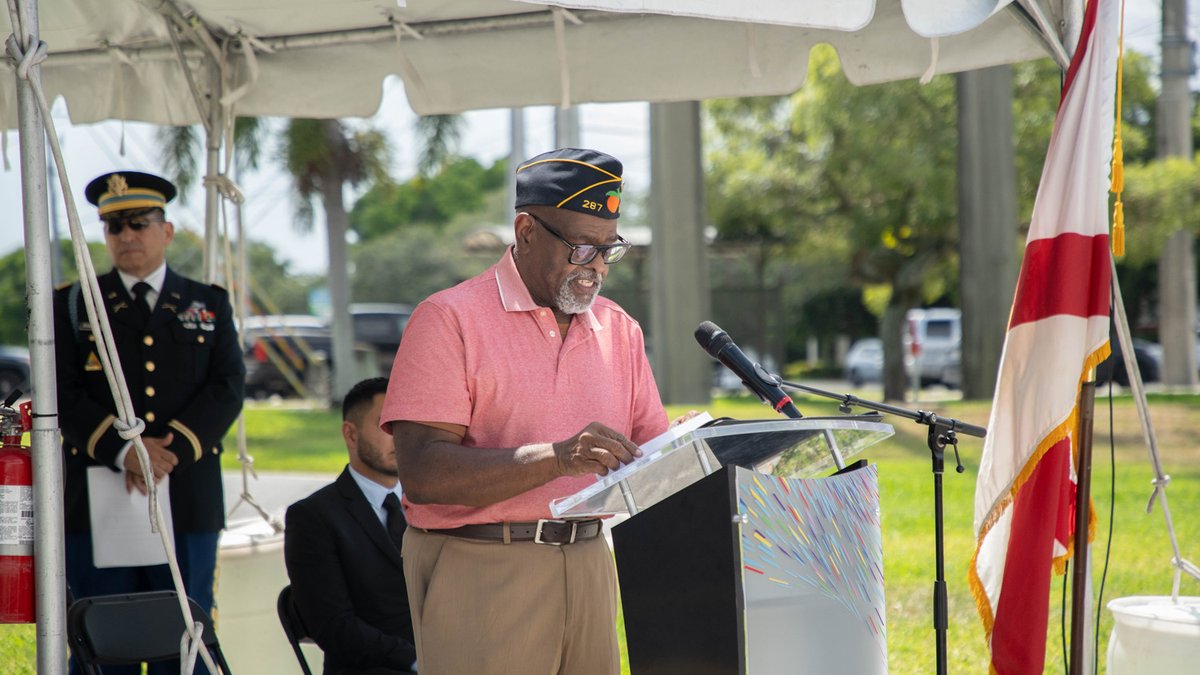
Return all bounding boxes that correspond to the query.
[605,190,621,214]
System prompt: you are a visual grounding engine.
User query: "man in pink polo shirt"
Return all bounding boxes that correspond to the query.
[381,148,669,674]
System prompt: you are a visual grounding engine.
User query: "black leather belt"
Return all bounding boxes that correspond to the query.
[425,519,603,545]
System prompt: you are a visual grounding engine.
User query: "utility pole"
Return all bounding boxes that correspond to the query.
[1158,0,1198,387]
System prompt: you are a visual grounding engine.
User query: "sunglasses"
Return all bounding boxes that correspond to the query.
[524,212,631,265]
[102,216,159,236]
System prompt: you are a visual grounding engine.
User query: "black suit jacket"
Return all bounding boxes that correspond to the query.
[55,268,245,533]
[284,468,417,674]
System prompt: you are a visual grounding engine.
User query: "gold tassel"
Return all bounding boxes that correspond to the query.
[1110,135,1123,193]
[1112,199,1125,257]
[1110,0,1127,257]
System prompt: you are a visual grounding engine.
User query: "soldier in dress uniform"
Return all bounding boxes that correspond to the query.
[54,171,244,675]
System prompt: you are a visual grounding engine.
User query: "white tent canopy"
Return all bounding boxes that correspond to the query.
[2,0,1064,127]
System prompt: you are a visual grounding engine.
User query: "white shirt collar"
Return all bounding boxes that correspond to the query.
[347,464,402,527]
[117,262,167,297]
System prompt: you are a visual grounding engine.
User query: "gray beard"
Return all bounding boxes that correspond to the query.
[556,268,602,314]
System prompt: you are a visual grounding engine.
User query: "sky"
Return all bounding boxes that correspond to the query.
[0,1,1174,276]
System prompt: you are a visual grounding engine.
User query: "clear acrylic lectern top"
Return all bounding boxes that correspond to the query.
[549,414,894,518]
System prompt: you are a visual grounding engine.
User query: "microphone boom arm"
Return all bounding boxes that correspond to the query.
[777,379,987,439]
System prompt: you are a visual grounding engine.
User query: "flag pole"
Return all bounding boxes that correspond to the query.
[1068,376,1097,675]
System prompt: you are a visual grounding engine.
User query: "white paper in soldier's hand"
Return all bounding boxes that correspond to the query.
[87,466,174,568]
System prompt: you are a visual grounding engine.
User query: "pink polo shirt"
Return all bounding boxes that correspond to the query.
[380,248,668,529]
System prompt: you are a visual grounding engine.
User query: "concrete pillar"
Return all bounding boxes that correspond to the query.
[507,108,526,211]
[1158,0,1193,159]
[1157,0,1197,387]
[956,66,1018,400]
[649,101,711,405]
[555,107,580,148]
[1159,230,1198,386]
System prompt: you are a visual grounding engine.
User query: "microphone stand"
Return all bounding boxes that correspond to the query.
[778,379,986,675]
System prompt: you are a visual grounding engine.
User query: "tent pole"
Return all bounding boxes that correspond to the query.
[13,0,69,671]
[204,58,223,283]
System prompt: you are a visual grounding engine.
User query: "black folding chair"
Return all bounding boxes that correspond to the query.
[66,590,232,674]
[276,584,317,675]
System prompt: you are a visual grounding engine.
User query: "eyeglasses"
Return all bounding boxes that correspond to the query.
[102,216,158,236]
[523,212,631,265]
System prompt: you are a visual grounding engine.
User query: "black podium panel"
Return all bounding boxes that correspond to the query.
[613,462,888,675]
[614,468,744,675]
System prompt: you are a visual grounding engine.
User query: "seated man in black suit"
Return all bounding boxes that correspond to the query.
[285,377,417,674]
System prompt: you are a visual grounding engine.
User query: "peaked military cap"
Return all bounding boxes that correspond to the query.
[85,171,177,217]
[515,148,623,219]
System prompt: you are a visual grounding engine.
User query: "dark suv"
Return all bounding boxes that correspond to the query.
[240,307,412,398]
[350,303,412,374]
[242,324,333,400]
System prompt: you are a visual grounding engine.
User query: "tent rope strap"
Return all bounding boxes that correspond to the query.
[215,174,282,533]
[203,173,245,204]
[4,11,219,672]
[4,33,46,77]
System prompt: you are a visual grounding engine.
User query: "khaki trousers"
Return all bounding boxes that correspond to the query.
[402,527,619,675]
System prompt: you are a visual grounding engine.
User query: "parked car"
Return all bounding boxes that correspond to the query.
[844,338,883,386]
[350,303,412,373]
[239,314,325,346]
[904,308,961,388]
[0,345,31,399]
[240,306,412,398]
[1095,336,1161,386]
[242,324,333,399]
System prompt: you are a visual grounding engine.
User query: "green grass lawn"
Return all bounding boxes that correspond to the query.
[4,393,1199,673]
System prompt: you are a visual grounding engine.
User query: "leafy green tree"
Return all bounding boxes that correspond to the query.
[245,240,319,315]
[351,225,480,305]
[157,117,266,201]
[1013,51,1157,220]
[707,46,959,399]
[414,114,466,177]
[1114,157,1200,331]
[1120,158,1200,264]
[705,47,1159,398]
[0,242,109,346]
[349,157,506,240]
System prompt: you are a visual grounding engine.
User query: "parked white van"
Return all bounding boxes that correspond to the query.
[904,308,962,387]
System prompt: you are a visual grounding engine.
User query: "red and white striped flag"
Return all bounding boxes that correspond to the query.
[970,0,1119,672]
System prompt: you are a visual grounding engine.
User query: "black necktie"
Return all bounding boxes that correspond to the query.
[382,492,406,550]
[132,282,153,318]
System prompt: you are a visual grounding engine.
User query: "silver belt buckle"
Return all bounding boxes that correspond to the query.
[534,519,577,545]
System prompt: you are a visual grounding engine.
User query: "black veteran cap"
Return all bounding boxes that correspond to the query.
[85,171,177,217]
[515,148,623,219]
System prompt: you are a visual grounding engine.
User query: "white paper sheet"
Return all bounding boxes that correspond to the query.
[86,466,174,568]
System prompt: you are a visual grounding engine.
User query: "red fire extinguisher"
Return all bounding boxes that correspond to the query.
[0,392,34,623]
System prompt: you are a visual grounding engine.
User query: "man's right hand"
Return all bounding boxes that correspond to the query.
[122,432,179,481]
[553,422,642,477]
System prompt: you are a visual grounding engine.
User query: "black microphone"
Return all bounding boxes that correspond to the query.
[694,321,802,419]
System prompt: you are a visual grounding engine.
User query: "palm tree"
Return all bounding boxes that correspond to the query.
[157,117,265,201]
[161,112,461,402]
[281,118,389,400]
[414,114,464,177]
